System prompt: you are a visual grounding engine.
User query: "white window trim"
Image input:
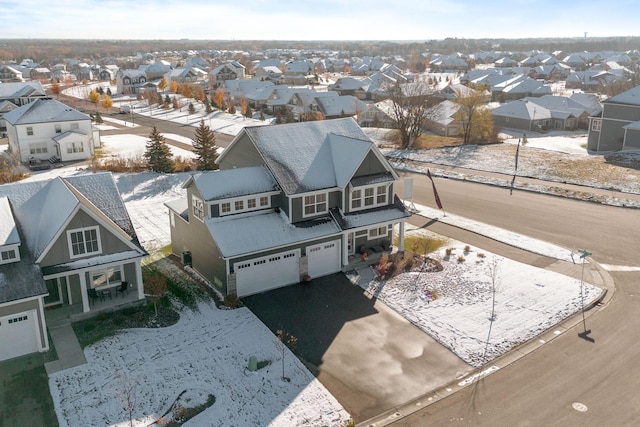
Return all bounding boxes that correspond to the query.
[0,245,20,264]
[350,183,389,212]
[218,193,273,216]
[367,224,392,240]
[67,226,102,259]
[302,191,328,218]
[91,265,123,289]
[192,195,204,221]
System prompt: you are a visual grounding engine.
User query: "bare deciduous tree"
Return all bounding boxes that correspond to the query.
[386,81,439,149]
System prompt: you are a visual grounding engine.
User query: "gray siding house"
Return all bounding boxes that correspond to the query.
[0,173,147,361]
[167,118,410,297]
[588,85,640,152]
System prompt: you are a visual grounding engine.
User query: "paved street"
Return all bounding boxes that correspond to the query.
[382,172,640,426]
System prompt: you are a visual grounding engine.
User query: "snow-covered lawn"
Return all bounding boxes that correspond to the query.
[49,302,350,427]
[100,134,197,160]
[351,227,601,368]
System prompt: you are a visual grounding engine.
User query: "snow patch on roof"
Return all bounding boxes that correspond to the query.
[192,166,278,201]
[207,210,341,258]
[0,197,20,246]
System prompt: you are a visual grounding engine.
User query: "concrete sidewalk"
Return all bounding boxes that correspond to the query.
[44,313,86,375]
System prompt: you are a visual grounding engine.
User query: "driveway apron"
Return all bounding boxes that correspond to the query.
[242,273,471,422]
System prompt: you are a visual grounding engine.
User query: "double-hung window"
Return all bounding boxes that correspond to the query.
[68,226,101,258]
[192,195,204,220]
[591,119,602,132]
[303,192,327,217]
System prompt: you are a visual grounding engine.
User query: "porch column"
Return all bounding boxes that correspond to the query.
[135,259,144,300]
[398,221,406,253]
[38,297,50,352]
[79,272,90,313]
[342,233,349,266]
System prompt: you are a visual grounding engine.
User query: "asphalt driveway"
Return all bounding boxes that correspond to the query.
[242,272,472,422]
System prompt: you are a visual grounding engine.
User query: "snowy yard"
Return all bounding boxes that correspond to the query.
[37,87,616,425]
[49,302,350,427]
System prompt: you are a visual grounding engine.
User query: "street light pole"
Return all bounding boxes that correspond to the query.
[578,249,593,341]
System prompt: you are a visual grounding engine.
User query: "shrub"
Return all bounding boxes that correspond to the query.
[464,245,471,253]
[445,248,453,256]
[477,253,485,258]
[457,255,466,263]
[224,294,242,308]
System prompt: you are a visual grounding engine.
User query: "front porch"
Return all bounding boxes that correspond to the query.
[45,289,145,325]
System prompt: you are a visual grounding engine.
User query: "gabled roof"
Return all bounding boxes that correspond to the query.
[0,173,142,261]
[492,99,552,121]
[186,166,278,202]
[0,197,20,247]
[605,85,640,106]
[231,118,394,195]
[0,81,46,99]
[3,98,89,126]
[315,95,366,117]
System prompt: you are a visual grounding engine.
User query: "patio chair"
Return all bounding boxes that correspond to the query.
[88,288,104,304]
[116,281,129,297]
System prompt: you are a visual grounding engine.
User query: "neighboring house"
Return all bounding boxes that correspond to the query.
[491,75,552,102]
[283,60,313,85]
[116,69,147,94]
[588,85,640,151]
[0,64,25,83]
[254,66,283,84]
[314,94,367,120]
[142,60,173,81]
[427,100,462,136]
[223,79,275,109]
[164,67,207,85]
[166,118,411,297]
[0,173,147,361]
[210,61,246,87]
[358,99,395,128]
[490,94,597,132]
[0,81,47,130]
[4,98,99,164]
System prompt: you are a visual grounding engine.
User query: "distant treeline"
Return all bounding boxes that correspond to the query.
[1,37,639,64]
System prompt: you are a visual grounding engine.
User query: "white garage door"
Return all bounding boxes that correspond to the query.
[0,310,40,361]
[307,239,341,278]
[235,250,300,297]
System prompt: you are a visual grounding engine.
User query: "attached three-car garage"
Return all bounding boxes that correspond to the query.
[234,239,343,297]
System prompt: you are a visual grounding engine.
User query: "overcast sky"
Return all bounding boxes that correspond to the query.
[1,0,638,41]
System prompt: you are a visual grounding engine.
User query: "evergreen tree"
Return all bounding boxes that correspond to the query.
[94,111,103,124]
[107,87,112,96]
[205,97,212,114]
[192,120,219,170]
[188,102,196,115]
[144,127,174,173]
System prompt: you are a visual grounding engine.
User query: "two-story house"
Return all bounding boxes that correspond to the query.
[166,118,410,297]
[0,173,147,361]
[3,98,99,165]
[209,61,246,88]
[0,81,47,131]
[116,69,148,94]
[588,84,640,152]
